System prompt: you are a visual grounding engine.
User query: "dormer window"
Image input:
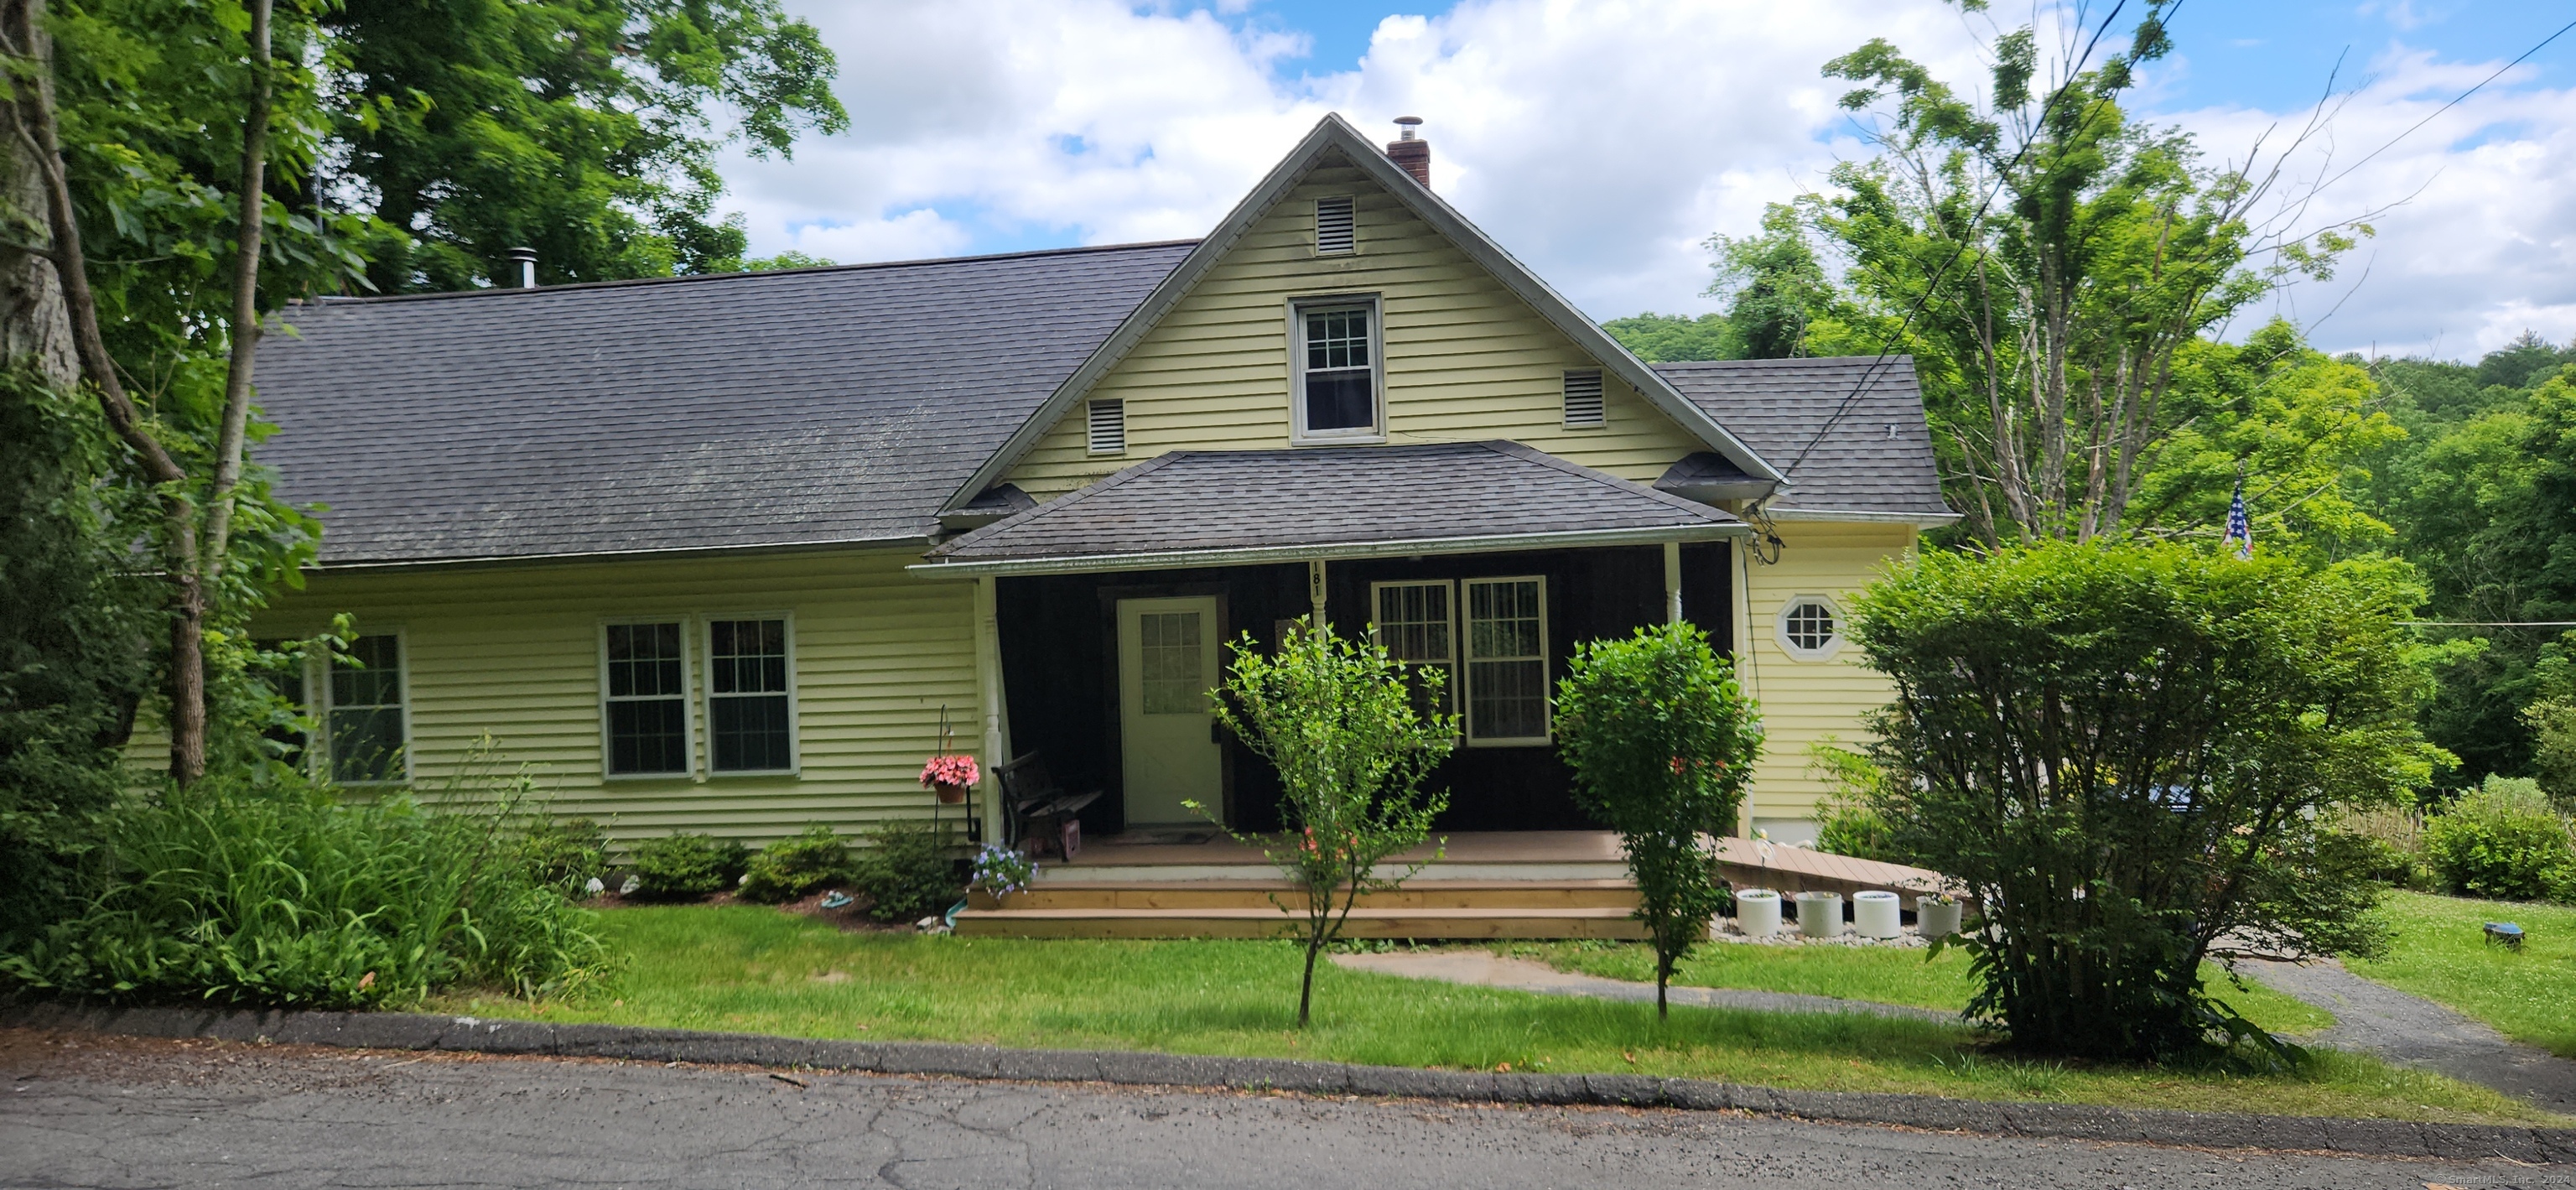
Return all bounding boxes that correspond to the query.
[1291,296,1383,442]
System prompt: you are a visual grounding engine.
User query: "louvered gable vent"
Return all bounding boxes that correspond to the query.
[1314,195,1355,255]
[1561,370,1605,427]
[1087,399,1125,455]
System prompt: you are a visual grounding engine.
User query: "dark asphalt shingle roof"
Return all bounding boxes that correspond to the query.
[926,441,1742,566]
[1655,357,1955,517]
[253,241,1198,564]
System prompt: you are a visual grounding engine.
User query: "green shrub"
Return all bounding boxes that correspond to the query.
[740,824,851,904]
[630,832,750,901]
[1852,542,2436,1062]
[0,778,608,1006]
[1555,621,1762,1018]
[518,818,610,896]
[853,819,961,922]
[1808,742,1907,863]
[2424,777,2576,903]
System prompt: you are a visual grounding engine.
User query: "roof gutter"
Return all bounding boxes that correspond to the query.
[301,533,934,575]
[1763,507,1963,527]
[907,522,1749,578]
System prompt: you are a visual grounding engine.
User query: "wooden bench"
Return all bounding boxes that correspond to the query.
[995,751,1102,859]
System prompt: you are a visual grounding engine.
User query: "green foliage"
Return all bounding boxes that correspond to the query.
[744,250,837,271]
[851,820,959,923]
[0,371,155,946]
[1703,201,1836,359]
[1555,622,1763,1018]
[629,832,750,902]
[0,777,610,1006]
[1602,312,1738,362]
[740,824,852,904]
[1202,618,1457,1026]
[1807,742,1908,864]
[319,0,847,291]
[517,818,610,896]
[1852,540,2435,1061]
[2422,777,2576,904]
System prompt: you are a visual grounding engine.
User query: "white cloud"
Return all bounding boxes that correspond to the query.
[719,0,2576,361]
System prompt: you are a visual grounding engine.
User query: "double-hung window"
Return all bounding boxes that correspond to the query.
[328,633,407,783]
[1371,581,1456,720]
[1291,298,1381,440]
[707,617,794,773]
[1463,578,1550,744]
[603,622,689,777]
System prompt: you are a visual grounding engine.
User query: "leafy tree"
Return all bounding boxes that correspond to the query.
[1704,201,1836,360]
[1602,311,1737,362]
[318,0,846,292]
[1851,541,2437,1060]
[1197,619,1455,1028]
[1555,622,1763,1019]
[1807,3,2363,546]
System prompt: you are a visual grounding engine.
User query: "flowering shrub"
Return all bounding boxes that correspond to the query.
[919,754,980,789]
[969,844,1036,896]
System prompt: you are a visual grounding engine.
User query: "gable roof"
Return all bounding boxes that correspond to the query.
[937,113,1782,515]
[1657,357,1957,523]
[918,440,1745,575]
[252,241,1196,566]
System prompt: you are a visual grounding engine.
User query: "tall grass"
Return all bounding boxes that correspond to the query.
[0,770,610,1008]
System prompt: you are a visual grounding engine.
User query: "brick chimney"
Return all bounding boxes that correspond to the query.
[1385,117,1429,187]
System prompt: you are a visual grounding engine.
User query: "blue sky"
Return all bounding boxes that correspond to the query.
[730,0,2576,359]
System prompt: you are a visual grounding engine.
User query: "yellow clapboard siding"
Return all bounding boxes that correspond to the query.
[1735,522,1918,824]
[213,547,986,848]
[1002,157,1707,499]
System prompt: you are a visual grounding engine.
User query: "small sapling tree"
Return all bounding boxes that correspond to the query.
[1192,617,1456,1027]
[1555,621,1763,1019]
[1851,541,2438,1061]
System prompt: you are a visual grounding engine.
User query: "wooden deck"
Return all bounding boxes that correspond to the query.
[953,831,1958,939]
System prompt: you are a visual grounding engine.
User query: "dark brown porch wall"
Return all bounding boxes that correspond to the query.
[993,543,1735,837]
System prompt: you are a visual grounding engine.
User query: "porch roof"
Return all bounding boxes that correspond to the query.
[912,441,1748,576]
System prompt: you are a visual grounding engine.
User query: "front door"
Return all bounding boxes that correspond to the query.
[1117,596,1222,827]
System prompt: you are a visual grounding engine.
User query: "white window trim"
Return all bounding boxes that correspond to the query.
[1774,594,1848,663]
[1368,579,1458,722]
[598,616,697,782]
[322,627,413,787]
[702,612,800,777]
[1286,294,1386,445]
[1462,575,1551,747]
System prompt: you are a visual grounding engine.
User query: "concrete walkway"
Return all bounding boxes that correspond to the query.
[2240,959,2576,1116]
[1331,950,1956,1022]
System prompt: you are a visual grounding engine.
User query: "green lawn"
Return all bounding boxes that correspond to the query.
[2348,891,2576,1058]
[435,904,2559,1125]
[1514,940,2336,1034]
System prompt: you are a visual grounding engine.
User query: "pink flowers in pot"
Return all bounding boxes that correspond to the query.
[921,754,980,803]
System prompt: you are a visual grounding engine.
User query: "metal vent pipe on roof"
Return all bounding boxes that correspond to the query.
[506,246,538,289]
[1385,117,1429,187]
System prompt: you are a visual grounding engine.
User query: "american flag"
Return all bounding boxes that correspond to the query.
[2223,481,2252,559]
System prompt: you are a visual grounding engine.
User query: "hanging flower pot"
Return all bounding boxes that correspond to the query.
[921,753,979,804]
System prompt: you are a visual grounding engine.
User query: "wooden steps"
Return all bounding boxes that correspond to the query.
[953,880,1646,939]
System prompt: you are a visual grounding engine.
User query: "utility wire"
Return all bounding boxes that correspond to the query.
[2311,16,2576,199]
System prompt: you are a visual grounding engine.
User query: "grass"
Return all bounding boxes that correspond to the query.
[1512,940,2337,1035]
[2347,891,2576,1059]
[434,904,2561,1125]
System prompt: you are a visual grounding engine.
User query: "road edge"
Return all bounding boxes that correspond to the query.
[5,1000,2569,1164]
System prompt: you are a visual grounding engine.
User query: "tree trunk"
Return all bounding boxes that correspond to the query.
[3,0,206,783]
[203,0,272,572]
[1297,938,1320,1028]
[0,12,74,392]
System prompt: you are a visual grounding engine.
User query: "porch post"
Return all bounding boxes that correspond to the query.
[1662,540,1683,625]
[973,574,1008,844]
[1307,558,1327,626]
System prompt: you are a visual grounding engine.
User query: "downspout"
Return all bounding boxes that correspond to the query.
[974,575,1009,844]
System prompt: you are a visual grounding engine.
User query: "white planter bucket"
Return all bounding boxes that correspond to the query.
[1853,890,1903,939]
[1916,897,1963,939]
[1734,888,1782,938]
[1794,891,1846,938]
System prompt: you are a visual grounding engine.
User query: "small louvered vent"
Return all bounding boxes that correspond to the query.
[1562,370,1606,427]
[1315,196,1355,255]
[1088,399,1125,454]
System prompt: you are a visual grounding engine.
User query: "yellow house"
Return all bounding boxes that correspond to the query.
[247,114,1955,864]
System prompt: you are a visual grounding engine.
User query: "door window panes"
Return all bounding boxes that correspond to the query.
[1139,611,1204,715]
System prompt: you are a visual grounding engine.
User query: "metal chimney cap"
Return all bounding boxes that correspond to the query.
[1394,116,1423,140]
[505,246,538,262]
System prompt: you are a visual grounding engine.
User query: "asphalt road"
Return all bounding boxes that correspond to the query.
[3,1030,2568,1189]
